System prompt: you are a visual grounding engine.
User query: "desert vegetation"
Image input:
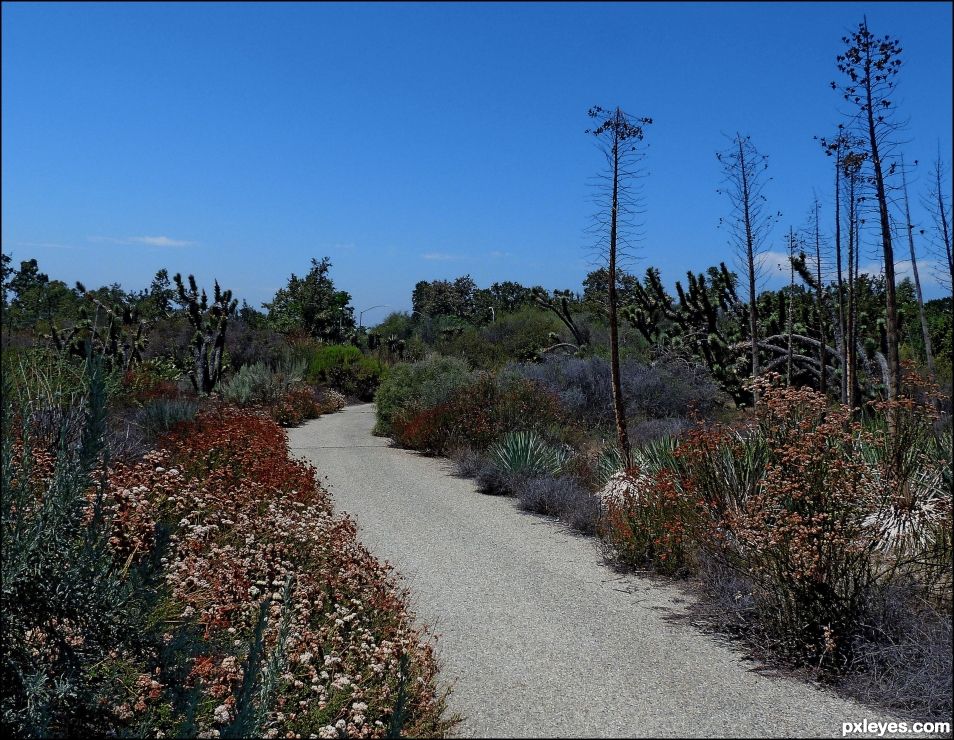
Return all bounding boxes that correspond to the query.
[2,12,951,736]
[361,19,952,720]
[1,263,454,737]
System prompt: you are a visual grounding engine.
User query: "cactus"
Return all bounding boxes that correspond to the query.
[174,274,237,394]
[50,286,148,372]
[533,287,589,354]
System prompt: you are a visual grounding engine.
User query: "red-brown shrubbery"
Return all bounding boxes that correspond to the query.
[8,404,454,738]
[391,374,573,455]
[601,373,952,678]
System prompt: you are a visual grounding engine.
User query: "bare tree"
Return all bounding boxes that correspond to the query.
[899,157,935,375]
[922,152,953,295]
[811,196,829,397]
[843,150,867,408]
[786,227,796,386]
[819,127,853,402]
[586,106,652,463]
[834,18,904,408]
[717,133,777,404]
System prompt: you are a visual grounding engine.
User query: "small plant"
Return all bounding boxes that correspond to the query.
[137,397,200,436]
[488,431,567,477]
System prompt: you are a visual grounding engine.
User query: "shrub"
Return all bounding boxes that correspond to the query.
[137,397,200,436]
[220,359,304,407]
[306,344,383,400]
[516,475,601,534]
[389,372,574,456]
[600,465,698,576]
[314,387,347,414]
[438,306,564,369]
[448,445,484,478]
[505,354,723,430]
[268,384,323,426]
[1,364,145,737]
[488,431,567,477]
[374,355,473,435]
[223,319,290,370]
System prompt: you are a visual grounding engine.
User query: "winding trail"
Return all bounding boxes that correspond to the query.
[288,404,886,738]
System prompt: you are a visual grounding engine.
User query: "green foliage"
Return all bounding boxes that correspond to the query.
[305,344,383,400]
[437,306,565,369]
[1,362,140,737]
[220,359,305,407]
[138,398,200,436]
[373,355,474,435]
[4,258,82,333]
[264,257,355,342]
[488,431,567,477]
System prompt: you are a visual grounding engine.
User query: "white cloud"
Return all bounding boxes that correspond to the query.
[131,235,193,247]
[88,235,194,247]
[761,250,793,279]
[420,252,462,261]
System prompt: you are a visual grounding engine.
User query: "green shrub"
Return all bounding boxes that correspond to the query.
[373,355,473,434]
[137,398,200,436]
[488,431,567,477]
[220,359,304,407]
[306,344,383,400]
[1,364,144,737]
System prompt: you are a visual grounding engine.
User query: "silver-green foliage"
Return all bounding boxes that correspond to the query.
[373,354,473,434]
[220,359,305,407]
[489,431,567,477]
[138,397,200,436]
[1,361,137,737]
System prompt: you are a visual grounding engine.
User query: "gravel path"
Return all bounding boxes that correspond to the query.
[288,404,888,739]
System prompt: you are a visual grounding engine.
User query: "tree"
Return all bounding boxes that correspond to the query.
[843,149,867,407]
[174,274,237,394]
[142,268,176,320]
[717,133,777,404]
[6,258,78,332]
[586,106,652,463]
[532,287,589,354]
[921,153,952,298]
[411,276,479,323]
[581,267,639,317]
[264,257,355,341]
[898,157,934,375]
[834,18,903,409]
[819,127,855,402]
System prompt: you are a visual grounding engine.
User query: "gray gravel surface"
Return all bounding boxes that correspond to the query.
[288,404,892,739]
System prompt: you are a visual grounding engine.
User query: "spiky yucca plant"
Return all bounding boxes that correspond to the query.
[489,431,566,477]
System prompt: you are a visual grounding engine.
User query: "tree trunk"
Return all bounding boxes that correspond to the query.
[834,149,847,403]
[609,109,631,463]
[901,159,935,376]
[862,33,901,411]
[787,227,794,386]
[846,171,859,409]
[739,137,760,404]
[813,199,828,397]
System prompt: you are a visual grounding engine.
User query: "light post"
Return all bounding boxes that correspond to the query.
[358,304,388,330]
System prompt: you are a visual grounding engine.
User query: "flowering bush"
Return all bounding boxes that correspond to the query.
[4,387,454,738]
[600,373,952,671]
[390,373,573,455]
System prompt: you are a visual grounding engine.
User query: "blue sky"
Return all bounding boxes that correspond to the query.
[3,1,952,320]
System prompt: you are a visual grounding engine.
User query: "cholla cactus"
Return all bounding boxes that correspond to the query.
[174,274,237,394]
[50,288,148,372]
